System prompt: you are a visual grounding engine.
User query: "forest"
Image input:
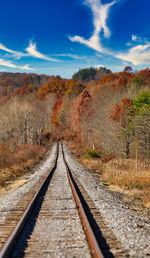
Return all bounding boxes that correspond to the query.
[0,66,150,207]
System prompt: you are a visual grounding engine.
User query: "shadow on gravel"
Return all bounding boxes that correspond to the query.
[10,166,56,258]
[69,170,115,258]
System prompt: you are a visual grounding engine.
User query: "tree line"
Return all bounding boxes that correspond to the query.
[0,67,150,161]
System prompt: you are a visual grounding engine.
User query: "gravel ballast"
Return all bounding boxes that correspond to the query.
[0,142,150,257]
[64,144,150,257]
[23,144,91,257]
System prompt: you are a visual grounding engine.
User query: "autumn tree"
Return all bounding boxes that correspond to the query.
[0,72,50,99]
[65,79,86,99]
[124,66,133,73]
[38,78,66,99]
[51,100,62,129]
[112,98,133,158]
[137,68,150,86]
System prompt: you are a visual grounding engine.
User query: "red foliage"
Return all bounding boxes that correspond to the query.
[123,66,133,73]
[63,89,94,144]
[0,73,50,100]
[111,98,133,126]
[137,68,150,85]
[19,75,33,86]
[78,90,91,115]
[11,85,39,96]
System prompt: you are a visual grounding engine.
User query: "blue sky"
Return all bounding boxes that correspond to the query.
[0,0,149,78]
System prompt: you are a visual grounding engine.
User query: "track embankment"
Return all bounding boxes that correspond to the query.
[64,143,150,258]
[0,142,149,257]
[0,144,102,257]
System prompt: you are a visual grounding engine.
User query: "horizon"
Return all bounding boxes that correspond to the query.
[0,0,149,78]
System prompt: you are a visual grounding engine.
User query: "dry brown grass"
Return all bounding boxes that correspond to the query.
[81,157,150,208]
[102,159,150,189]
[0,144,46,187]
[82,158,103,173]
[142,191,150,208]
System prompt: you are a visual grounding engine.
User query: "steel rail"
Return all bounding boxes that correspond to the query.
[0,143,59,258]
[61,143,104,258]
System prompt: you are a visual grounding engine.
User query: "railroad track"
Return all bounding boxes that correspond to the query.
[0,142,120,257]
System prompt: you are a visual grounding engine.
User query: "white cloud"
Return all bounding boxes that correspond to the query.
[116,35,150,65]
[26,41,58,61]
[68,1,150,67]
[125,35,147,49]
[131,34,137,42]
[96,53,103,58]
[131,34,146,43]
[117,43,150,65]
[53,53,86,60]
[0,41,58,62]
[0,58,35,70]
[0,43,26,59]
[19,64,35,71]
[69,0,116,52]
[94,64,105,68]
[0,69,7,72]
[0,59,17,68]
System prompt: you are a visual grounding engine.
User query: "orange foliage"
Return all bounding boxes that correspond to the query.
[0,73,50,100]
[65,79,86,97]
[51,100,62,128]
[64,89,94,144]
[98,72,135,90]
[38,78,66,99]
[38,78,86,99]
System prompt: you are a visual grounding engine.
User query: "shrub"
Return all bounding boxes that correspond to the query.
[133,76,142,88]
[13,144,45,162]
[0,144,46,187]
[86,148,100,158]
[0,146,12,168]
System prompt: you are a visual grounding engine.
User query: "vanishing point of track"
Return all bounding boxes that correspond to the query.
[0,142,115,257]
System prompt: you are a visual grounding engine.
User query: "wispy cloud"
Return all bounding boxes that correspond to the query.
[68,0,150,67]
[0,41,58,62]
[20,64,35,71]
[0,69,7,72]
[0,41,59,72]
[69,0,116,52]
[0,59,16,68]
[117,43,150,65]
[131,34,147,43]
[126,42,132,47]
[26,41,58,61]
[0,58,35,70]
[0,43,25,59]
[125,34,148,48]
[53,53,86,60]
[116,34,150,65]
